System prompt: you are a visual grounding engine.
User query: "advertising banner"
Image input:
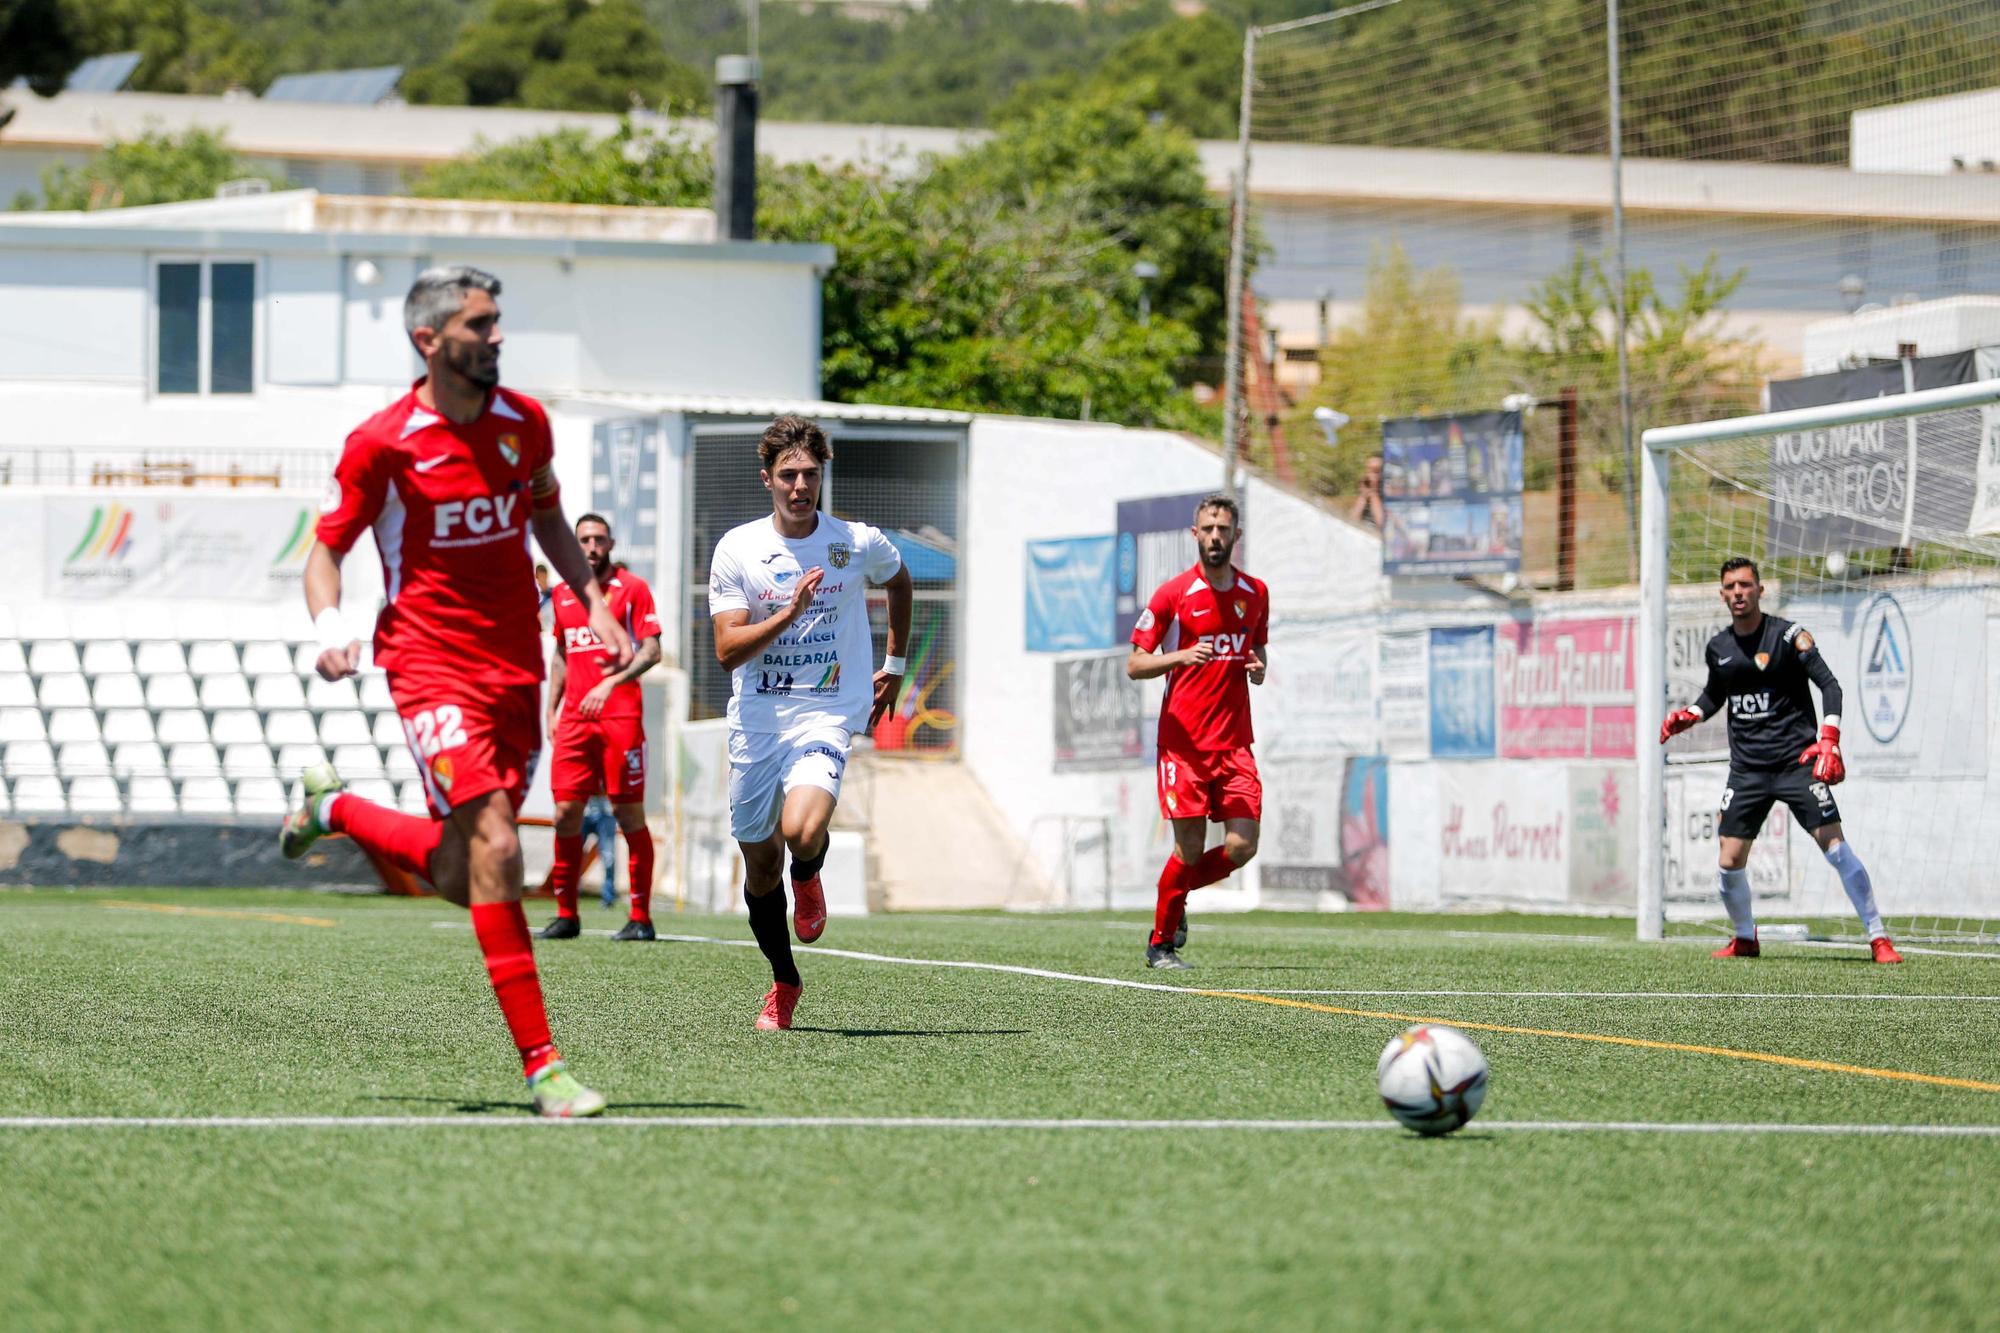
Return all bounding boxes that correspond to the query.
[1025,536,1115,652]
[46,495,319,603]
[1496,616,1635,759]
[1377,630,1430,758]
[1428,625,1495,758]
[1053,652,1144,770]
[1380,410,1523,576]
[1436,762,1568,903]
[1115,492,1223,641]
[1568,763,1636,907]
[1664,593,1745,762]
[1259,628,1376,759]
[590,416,662,588]
[1262,756,1389,909]
[1666,765,1790,905]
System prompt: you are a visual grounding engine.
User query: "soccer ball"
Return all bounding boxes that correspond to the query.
[1376,1024,1489,1136]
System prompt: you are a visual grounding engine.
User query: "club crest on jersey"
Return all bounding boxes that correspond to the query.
[497,434,520,467]
[1233,598,1247,619]
[1754,652,1770,670]
[432,755,455,792]
[827,541,850,569]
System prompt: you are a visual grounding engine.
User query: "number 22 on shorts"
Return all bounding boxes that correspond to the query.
[406,705,469,757]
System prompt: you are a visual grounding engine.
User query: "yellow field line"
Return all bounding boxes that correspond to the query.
[1195,989,2000,1094]
[100,900,337,929]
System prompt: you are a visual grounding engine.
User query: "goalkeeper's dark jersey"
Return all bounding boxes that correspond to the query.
[1692,615,1843,773]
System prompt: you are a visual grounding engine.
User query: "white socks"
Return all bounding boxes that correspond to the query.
[316,792,343,828]
[1718,867,1755,939]
[1824,841,1885,940]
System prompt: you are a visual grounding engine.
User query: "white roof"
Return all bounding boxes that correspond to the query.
[559,391,972,425]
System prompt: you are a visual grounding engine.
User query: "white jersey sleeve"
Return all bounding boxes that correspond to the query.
[707,539,749,615]
[857,523,903,583]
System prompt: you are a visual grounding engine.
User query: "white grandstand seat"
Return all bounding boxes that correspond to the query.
[199,674,253,710]
[134,641,188,677]
[102,710,154,744]
[0,708,44,742]
[47,709,100,743]
[92,673,145,709]
[57,740,110,777]
[81,640,135,675]
[29,640,80,674]
[67,776,121,813]
[209,710,264,746]
[178,777,233,815]
[0,675,33,707]
[154,710,209,745]
[291,643,320,675]
[351,778,397,808]
[112,742,168,777]
[307,676,360,710]
[146,674,199,709]
[12,774,64,812]
[253,673,307,710]
[360,675,394,711]
[371,712,407,749]
[167,741,222,778]
[332,743,385,777]
[275,742,329,773]
[38,674,91,709]
[186,641,242,677]
[397,780,430,815]
[16,606,67,640]
[320,711,371,746]
[233,778,289,815]
[240,642,293,676]
[5,739,55,775]
[384,747,420,782]
[223,742,276,779]
[0,642,25,673]
[265,711,318,746]
[126,775,178,813]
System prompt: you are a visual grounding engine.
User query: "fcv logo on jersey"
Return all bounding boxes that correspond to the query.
[1858,592,1912,743]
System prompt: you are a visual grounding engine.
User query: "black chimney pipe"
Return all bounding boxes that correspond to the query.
[715,55,759,241]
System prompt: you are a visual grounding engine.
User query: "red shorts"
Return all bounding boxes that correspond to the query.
[388,673,540,819]
[1156,745,1262,823]
[551,712,648,804]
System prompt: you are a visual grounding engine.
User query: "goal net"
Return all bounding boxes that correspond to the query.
[1639,376,2000,949]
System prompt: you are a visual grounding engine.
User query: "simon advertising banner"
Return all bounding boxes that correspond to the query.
[1496,616,1636,759]
[45,495,318,602]
[1380,410,1523,576]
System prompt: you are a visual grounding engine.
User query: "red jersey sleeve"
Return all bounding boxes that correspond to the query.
[1252,579,1270,648]
[627,579,663,641]
[316,426,393,555]
[1131,580,1178,653]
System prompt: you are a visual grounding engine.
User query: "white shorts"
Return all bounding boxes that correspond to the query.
[727,723,851,843]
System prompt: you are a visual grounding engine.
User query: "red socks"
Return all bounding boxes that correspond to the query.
[1187,845,1237,891]
[469,901,559,1078]
[1149,846,1241,947]
[327,792,443,880]
[549,833,584,920]
[626,825,654,922]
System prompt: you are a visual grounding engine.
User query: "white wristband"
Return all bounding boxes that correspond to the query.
[314,607,353,654]
[881,654,908,675]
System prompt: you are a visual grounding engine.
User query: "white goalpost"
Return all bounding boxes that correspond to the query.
[1639,377,2000,946]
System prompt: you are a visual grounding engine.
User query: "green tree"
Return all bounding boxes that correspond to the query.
[30,128,288,210]
[1001,12,1242,140]
[67,0,268,95]
[1,0,87,96]
[411,122,710,206]
[404,0,704,112]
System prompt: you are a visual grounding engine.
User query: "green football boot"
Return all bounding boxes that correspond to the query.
[529,1062,607,1119]
[278,763,346,860]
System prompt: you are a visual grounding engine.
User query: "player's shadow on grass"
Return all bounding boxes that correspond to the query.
[789,1027,1031,1039]
[365,1095,751,1113]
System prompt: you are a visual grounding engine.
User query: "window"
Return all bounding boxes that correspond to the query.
[154,259,257,396]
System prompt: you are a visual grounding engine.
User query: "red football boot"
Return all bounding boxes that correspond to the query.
[792,875,827,943]
[1870,937,1904,964]
[756,981,802,1031]
[1712,934,1761,959]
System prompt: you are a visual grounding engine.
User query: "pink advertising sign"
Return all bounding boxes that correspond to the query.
[1496,617,1636,758]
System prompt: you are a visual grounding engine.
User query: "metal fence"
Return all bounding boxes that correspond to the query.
[0,447,337,490]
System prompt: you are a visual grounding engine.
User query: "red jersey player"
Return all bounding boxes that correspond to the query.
[1126,492,1268,970]
[279,265,632,1118]
[541,513,664,942]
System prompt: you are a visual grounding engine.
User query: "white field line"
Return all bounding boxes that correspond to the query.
[918,914,1621,946]
[4,1115,2000,1137]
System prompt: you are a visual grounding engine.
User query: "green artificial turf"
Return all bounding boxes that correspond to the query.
[4,889,1998,1330]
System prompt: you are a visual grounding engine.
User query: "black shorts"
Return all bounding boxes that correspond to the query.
[1719,765,1840,839]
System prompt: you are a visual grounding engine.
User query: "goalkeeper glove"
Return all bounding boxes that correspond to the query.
[1799,724,1844,785]
[1659,708,1701,745]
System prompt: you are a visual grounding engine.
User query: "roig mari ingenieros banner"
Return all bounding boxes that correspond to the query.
[47,495,318,602]
[1379,410,1523,576]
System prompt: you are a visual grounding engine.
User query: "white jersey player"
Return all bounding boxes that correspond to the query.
[708,415,913,1031]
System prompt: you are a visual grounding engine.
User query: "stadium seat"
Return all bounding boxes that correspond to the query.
[112,742,168,777]
[360,675,394,711]
[223,742,276,779]
[291,643,320,675]
[167,742,222,779]
[396,780,430,815]
[186,642,242,677]
[320,711,371,746]
[384,747,420,782]
[0,708,45,743]
[92,673,146,709]
[371,712,406,749]
[81,641,135,675]
[0,675,33,707]
[28,640,80,675]
[307,676,361,710]
[134,641,188,677]
[66,776,120,813]
[4,740,55,777]
[240,642,294,676]
[57,740,110,777]
[253,673,307,710]
[210,710,264,746]
[38,674,91,709]
[12,774,64,812]
[178,777,233,815]
[155,712,209,746]
[102,710,154,744]
[0,642,25,674]
[199,674,253,710]
[332,743,384,777]
[275,743,329,773]
[126,775,178,814]
[47,709,100,743]
[265,711,318,746]
[145,674,199,710]
[233,778,288,816]
[350,778,397,808]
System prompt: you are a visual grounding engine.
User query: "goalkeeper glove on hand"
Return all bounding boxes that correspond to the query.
[1659,708,1701,745]
[1799,724,1844,785]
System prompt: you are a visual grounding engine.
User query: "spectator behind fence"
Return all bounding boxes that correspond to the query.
[1350,455,1385,529]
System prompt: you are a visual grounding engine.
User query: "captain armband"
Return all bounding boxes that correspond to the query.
[530,465,561,510]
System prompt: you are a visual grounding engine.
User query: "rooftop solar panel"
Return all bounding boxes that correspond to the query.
[261,66,403,105]
[65,52,143,93]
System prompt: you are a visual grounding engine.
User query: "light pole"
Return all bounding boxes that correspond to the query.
[1132,260,1160,326]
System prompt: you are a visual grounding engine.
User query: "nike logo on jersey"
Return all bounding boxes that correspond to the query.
[1188,608,1211,618]
[414,455,449,473]
[1715,655,1733,664]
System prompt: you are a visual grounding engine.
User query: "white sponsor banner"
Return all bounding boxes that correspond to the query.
[44,494,319,603]
[1436,762,1569,904]
[1377,630,1430,758]
[1261,758,1344,902]
[1665,764,1790,906]
[1568,763,1636,908]
[1261,627,1377,759]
